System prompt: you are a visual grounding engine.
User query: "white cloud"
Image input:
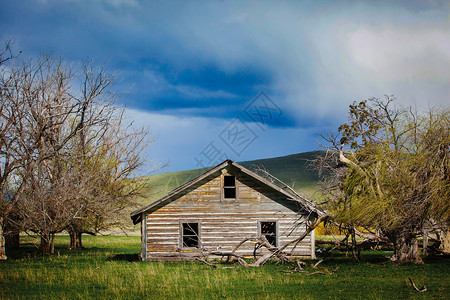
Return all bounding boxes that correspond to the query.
[346,24,450,83]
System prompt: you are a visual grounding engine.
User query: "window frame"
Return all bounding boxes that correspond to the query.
[179,221,201,249]
[258,220,278,248]
[221,174,238,201]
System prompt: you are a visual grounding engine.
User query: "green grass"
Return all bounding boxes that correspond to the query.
[1,235,449,299]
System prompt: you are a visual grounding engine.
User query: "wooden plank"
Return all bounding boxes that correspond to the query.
[141,166,314,261]
[142,212,147,261]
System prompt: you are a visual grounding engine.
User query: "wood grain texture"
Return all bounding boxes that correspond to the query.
[142,165,314,261]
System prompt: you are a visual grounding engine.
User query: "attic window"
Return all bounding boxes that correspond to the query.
[223,175,236,199]
[260,221,277,247]
[182,222,200,248]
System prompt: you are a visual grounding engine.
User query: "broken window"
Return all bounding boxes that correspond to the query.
[260,221,277,247]
[223,175,236,199]
[181,222,199,248]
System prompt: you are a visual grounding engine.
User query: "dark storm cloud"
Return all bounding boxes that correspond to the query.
[1,0,448,171]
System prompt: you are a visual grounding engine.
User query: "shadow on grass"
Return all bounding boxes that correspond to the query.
[316,249,393,265]
[5,244,46,260]
[5,244,111,260]
[106,253,141,262]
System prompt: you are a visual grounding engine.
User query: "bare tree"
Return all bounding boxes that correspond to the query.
[0,49,154,255]
[1,54,96,254]
[0,42,39,259]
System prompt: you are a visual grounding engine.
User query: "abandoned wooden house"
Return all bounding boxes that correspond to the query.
[130,160,321,261]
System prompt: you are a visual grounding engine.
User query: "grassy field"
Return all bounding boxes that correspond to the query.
[1,235,449,299]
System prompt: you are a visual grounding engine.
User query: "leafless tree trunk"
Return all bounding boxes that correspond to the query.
[39,232,56,255]
[422,229,428,256]
[440,230,450,254]
[68,227,84,250]
[350,226,359,261]
[389,231,423,264]
[0,41,27,260]
[0,218,5,259]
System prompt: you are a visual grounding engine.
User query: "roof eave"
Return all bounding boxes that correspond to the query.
[130,159,325,224]
[130,160,232,223]
[230,161,325,216]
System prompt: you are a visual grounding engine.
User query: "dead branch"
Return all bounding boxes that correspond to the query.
[235,213,328,267]
[209,251,246,260]
[230,236,258,255]
[307,266,339,276]
[306,271,326,275]
[282,213,329,254]
[249,252,276,267]
[194,258,218,268]
[408,277,427,293]
[281,264,338,276]
[256,214,329,266]
[313,259,323,268]
[252,166,308,201]
[237,257,248,267]
[194,213,329,269]
[297,260,306,271]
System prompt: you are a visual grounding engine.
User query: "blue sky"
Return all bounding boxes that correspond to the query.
[1,0,449,173]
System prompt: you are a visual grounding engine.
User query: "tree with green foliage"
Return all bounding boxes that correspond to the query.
[65,114,151,250]
[319,96,449,264]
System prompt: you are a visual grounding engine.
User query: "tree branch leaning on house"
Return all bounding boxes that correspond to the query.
[317,96,449,264]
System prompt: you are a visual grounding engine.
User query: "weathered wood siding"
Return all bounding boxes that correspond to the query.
[143,167,314,261]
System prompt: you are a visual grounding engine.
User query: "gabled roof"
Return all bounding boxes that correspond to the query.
[131,160,323,224]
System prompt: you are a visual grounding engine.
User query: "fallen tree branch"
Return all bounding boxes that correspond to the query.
[230,237,257,254]
[243,213,329,267]
[194,258,236,269]
[237,257,248,267]
[281,264,339,276]
[307,266,339,276]
[194,258,218,268]
[408,277,427,293]
[313,259,323,268]
[194,214,329,269]
[210,251,246,260]
[306,271,326,275]
[283,213,330,255]
[297,260,306,271]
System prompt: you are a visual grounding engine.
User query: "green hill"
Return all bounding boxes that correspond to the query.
[239,151,322,190]
[138,151,323,203]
